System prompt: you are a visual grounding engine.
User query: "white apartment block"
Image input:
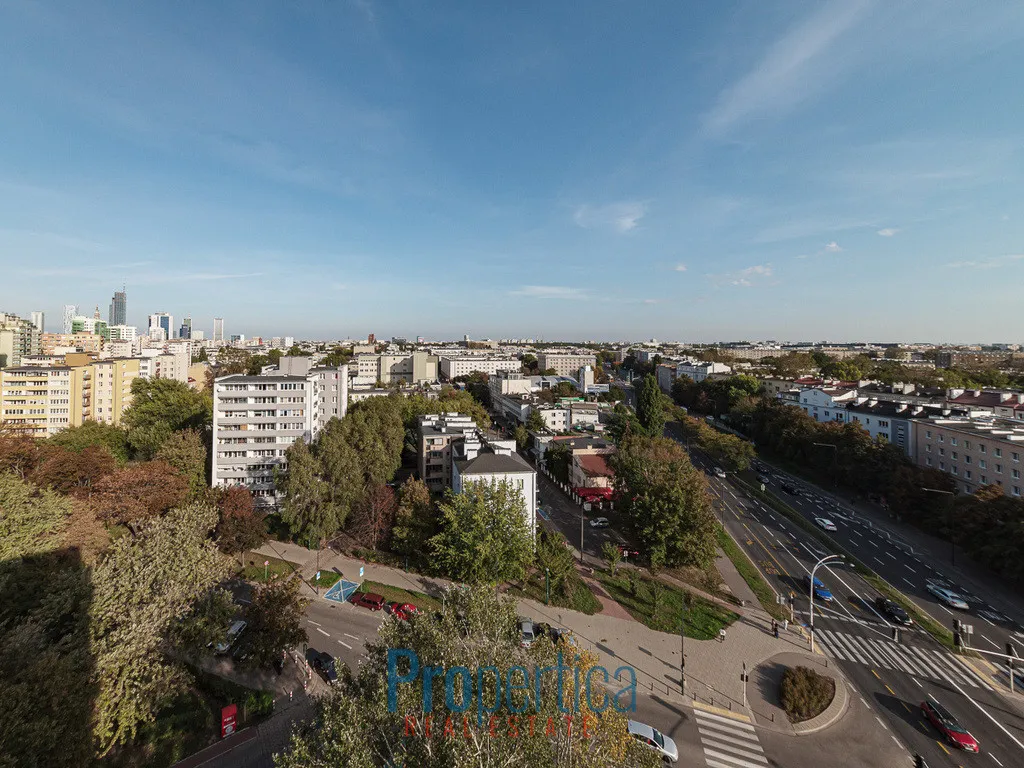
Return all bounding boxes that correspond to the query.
[798,387,858,423]
[0,313,42,369]
[914,416,1024,497]
[676,359,732,383]
[211,364,349,505]
[0,366,79,436]
[439,356,520,380]
[452,432,537,536]
[536,352,597,377]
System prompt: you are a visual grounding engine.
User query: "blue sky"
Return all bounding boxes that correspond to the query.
[2,1,1023,343]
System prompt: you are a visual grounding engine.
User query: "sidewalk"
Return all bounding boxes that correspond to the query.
[253,539,824,717]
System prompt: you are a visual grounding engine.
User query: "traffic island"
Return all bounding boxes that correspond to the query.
[748,651,848,735]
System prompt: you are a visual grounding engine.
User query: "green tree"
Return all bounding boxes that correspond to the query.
[635,374,666,437]
[191,347,209,364]
[545,441,572,484]
[0,471,72,560]
[428,482,533,583]
[526,409,546,432]
[601,540,622,576]
[534,527,576,598]
[287,343,310,357]
[277,439,342,547]
[513,424,530,450]
[121,378,211,460]
[90,502,230,754]
[242,577,308,670]
[90,460,190,529]
[213,347,251,375]
[274,585,657,768]
[155,428,208,498]
[48,419,130,464]
[612,435,716,568]
[391,477,437,560]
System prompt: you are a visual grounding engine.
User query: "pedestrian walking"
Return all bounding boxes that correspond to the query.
[772,620,779,639]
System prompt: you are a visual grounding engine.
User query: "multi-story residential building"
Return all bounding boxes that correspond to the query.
[108,325,138,343]
[72,314,109,341]
[677,359,732,383]
[530,402,600,432]
[569,452,614,494]
[946,389,1024,419]
[0,365,88,436]
[89,358,141,425]
[211,364,349,505]
[656,364,676,393]
[935,350,1024,368]
[452,432,537,534]
[353,351,439,386]
[106,339,134,358]
[30,311,44,333]
[912,416,1024,497]
[418,413,479,490]
[439,356,520,380]
[0,313,42,368]
[798,387,858,423]
[537,352,597,377]
[109,289,127,326]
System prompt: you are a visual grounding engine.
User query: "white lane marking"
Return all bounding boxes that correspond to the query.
[981,634,1000,649]
[885,550,896,559]
[337,639,352,649]
[875,715,888,731]
[308,620,322,627]
[980,615,996,627]
[859,696,869,707]
[316,627,329,636]
[913,678,923,688]
[904,564,915,573]
[990,754,1003,766]
[344,632,360,640]
[694,710,756,731]
[874,557,884,565]
[851,529,863,538]
[868,539,878,547]
[938,605,954,616]
[696,720,761,742]
[891,734,901,747]
[902,578,916,588]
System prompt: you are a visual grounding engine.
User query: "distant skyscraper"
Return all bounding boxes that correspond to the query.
[213,317,224,342]
[109,288,127,326]
[30,311,44,333]
[62,304,77,333]
[179,316,192,339]
[149,312,173,340]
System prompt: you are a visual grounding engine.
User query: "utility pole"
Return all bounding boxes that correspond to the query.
[680,604,687,697]
[809,554,844,653]
[580,513,585,565]
[741,662,749,708]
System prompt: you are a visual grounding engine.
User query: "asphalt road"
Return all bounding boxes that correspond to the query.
[692,453,1024,767]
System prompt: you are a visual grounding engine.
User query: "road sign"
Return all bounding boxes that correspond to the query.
[359,565,365,578]
[315,571,321,581]
[264,560,269,566]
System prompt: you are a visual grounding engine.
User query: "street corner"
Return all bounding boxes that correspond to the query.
[691,699,753,725]
[748,651,850,736]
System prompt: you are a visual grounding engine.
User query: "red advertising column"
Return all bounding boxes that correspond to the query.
[221,704,238,738]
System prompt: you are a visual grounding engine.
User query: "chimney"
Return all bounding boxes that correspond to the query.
[1000,392,1013,402]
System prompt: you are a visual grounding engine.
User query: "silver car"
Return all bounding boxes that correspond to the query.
[927,584,969,610]
[628,719,678,762]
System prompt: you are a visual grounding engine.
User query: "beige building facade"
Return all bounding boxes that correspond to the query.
[913,417,1024,498]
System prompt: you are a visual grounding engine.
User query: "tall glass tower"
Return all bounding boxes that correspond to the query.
[109,288,127,326]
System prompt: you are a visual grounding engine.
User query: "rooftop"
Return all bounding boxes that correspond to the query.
[457,449,534,475]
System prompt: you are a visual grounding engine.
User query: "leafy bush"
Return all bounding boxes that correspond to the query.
[780,666,835,723]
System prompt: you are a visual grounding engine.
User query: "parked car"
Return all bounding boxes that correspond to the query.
[814,517,838,532]
[921,697,979,752]
[926,584,970,610]
[350,592,387,611]
[214,620,247,654]
[589,517,610,529]
[780,482,800,495]
[627,720,679,763]
[519,617,536,647]
[805,575,834,602]
[386,601,419,621]
[714,467,726,479]
[875,597,913,626]
[312,652,339,685]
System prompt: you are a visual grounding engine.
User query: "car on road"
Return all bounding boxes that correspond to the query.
[214,620,247,654]
[805,575,834,602]
[921,697,979,752]
[386,601,418,621]
[589,517,610,529]
[757,474,771,485]
[780,482,800,495]
[519,617,536,647]
[926,584,970,610]
[874,597,913,626]
[312,652,339,685]
[627,719,678,762]
[616,544,640,558]
[350,592,386,611]
[814,517,838,532]
[714,467,726,478]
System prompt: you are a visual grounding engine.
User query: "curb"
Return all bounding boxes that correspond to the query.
[692,700,752,723]
[791,676,849,736]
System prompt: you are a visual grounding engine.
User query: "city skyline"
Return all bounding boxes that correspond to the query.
[2,3,1024,341]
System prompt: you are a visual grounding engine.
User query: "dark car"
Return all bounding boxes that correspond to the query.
[921,697,979,752]
[757,474,771,485]
[780,482,799,495]
[875,597,913,626]
[312,652,339,684]
[350,592,386,611]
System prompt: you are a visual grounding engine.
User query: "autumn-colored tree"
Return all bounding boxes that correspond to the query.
[29,444,116,497]
[90,460,189,528]
[0,429,44,480]
[349,483,397,550]
[47,420,130,464]
[215,486,268,562]
[242,578,309,670]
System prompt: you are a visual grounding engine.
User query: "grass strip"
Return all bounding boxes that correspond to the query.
[308,570,343,590]
[240,554,295,583]
[359,579,443,613]
[715,525,788,621]
[593,569,738,638]
[507,568,601,615]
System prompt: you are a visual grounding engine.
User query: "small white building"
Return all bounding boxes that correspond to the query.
[677,359,732,383]
[452,434,537,535]
[799,387,857,423]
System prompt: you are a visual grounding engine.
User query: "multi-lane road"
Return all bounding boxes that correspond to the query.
[692,450,1024,767]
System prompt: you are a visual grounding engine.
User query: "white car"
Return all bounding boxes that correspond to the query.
[927,584,970,610]
[214,620,247,654]
[589,517,610,529]
[814,517,838,532]
[627,720,678,763]
[714,467,726,479]
[519,617,536,647]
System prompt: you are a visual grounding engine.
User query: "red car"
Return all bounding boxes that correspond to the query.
[350,592,386,611]
[386,601,418,620]
[921,698,979,753]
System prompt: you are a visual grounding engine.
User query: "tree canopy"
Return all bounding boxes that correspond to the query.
[47,420,130,464]
[121,378,211,460]
[634,374,666,438]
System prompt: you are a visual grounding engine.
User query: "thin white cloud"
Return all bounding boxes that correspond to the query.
[824,241,843,253]
[876,227,899,237]
[573,202,647,233]
[510,285,590,300]
[709,264,774,288]
[942,254,1024,270]
[702,0,873,135]
[673,263,688,272]
[643,298,660,305]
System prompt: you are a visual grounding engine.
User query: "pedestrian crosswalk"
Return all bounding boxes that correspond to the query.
[814,629,992,690]
[693,708,767,768]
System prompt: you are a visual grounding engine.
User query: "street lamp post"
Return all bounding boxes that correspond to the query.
[681,594,691,697]
[921,487,957,566]
[809,554,844,653]
[580,513,585,565]
[545,568,550,605]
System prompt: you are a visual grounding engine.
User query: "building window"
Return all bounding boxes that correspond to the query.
[1014,469,1021,480]
[939,462,945,470]
[926,444,932,453]
[965,456,971,465]
[1014,452,1020,462]
[964,440,971,449]
[938,435,944,443]
[979,444,986,453]
[951,438,957,446]
[995,448,1002,457]
[926,430,932,439]
[939,448,945,456]
[926,458,932,467]
[951,452,958,460]
[981,475,987,484]
[1014,486,1021,497]
[996,464,1002,473]
[964,470,971,480]
[979,459,986,469]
